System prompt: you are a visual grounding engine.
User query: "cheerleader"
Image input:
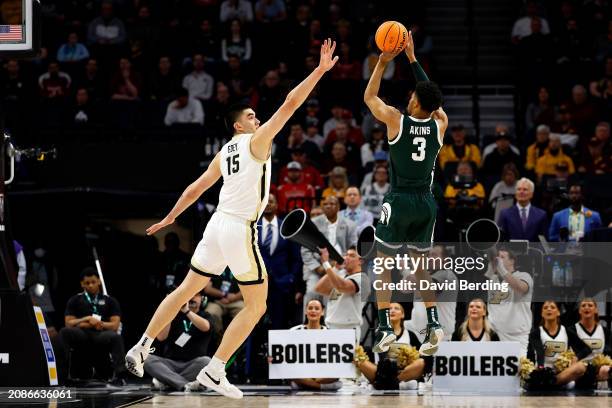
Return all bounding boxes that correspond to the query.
[354,303,431,389]
[575,298,611,382]
[289,300,341,391]
[452,298,500,342]
[527,300,591,386]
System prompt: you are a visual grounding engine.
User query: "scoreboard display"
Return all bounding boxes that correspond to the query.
[0,0,39,55]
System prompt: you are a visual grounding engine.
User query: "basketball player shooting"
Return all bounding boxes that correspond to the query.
[364,31,447,355]
[125,39,339,399]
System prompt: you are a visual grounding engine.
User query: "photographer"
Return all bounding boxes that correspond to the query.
[144,290,213,392]
[443,161,485,208]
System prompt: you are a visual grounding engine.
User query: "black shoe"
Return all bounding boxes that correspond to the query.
[373,326,396,353]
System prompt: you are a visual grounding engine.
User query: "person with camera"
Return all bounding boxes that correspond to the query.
[203,267,244,338]
[443,161,485,209]
[549,183,602,242]
[144,290,214,392]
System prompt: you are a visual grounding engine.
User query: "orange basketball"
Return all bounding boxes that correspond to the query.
[375,21,408,54]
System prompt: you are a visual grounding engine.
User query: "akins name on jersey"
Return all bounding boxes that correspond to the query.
[408,125,431,136]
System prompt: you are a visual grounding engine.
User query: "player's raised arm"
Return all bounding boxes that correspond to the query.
[363,53,402,137]
[250,39,338,160]
[404,30,430,82]
[146,153,222,235]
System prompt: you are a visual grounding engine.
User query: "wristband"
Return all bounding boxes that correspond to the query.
[323,261,332,270]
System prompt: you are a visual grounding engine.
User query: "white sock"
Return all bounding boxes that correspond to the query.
[208,356,226,373]
[138,334,154,349]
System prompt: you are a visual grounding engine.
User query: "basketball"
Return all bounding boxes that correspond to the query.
[375,21,408,54]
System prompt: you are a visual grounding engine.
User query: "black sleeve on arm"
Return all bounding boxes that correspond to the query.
[411,61,429,82]
[567,325,592,360]
[528,328,544,366]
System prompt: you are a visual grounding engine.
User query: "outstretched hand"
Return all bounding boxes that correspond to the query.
[379,51,398,63]
[318,38,339,72]
[146,216,175,236]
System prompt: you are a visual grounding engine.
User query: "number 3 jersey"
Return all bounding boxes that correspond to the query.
[388,115,442,192]
[217,133,271,221]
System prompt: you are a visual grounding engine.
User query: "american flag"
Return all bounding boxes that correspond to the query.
[0,25,23,42]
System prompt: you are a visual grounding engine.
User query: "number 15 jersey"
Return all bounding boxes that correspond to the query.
[217,133,271,222]
[388,115,442,192]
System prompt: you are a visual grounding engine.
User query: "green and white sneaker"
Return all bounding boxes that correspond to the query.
[373,326,396,353]
[419,322,444,356]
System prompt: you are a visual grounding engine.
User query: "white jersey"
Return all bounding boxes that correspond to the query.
[540,325,568,369]
[488,271,533,335]
[575,323,606,361]
[325,270,370,327]
[217,133,271,221]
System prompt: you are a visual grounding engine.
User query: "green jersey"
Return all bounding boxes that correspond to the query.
[388,115,441,192]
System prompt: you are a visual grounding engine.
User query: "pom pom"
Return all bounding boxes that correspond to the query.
[519,357,536,381]
[524,367,557,390]
[554,349,576,373]
[374,358,400,390]
[396,345,420,369]
[354,345,370,364]
[591,354,612,369]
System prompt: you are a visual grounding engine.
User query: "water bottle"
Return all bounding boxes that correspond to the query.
[564,261,573,287]
[552,261,563,287]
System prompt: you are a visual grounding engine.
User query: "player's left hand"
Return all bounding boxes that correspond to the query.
[146,216,175,235]
[317,38,339,72]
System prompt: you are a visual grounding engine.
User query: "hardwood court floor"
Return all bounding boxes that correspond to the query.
[135,394,612,408]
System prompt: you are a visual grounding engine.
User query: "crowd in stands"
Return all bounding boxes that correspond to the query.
[5,0,612,389]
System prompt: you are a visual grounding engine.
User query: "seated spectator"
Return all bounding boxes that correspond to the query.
[191,19,220,61]
[221,55,255,102]
[535,134,575,181]
[150,56,180,103]
[164,87,205,126]
[221,19,252,63]
[438,124,481,171]
[315,246,369,342]
[144,290,213,392]
[304,98,323,132]
[57,32,90,63]
[322,166,349,201]
[67,88,99,126]
[203,267,244,338]
[207,82,233,133]
[552,103,578,135]
[578,122,611,174]
[361,164,390,219]
[220,0,254,24]
[549,184,603,242]
[38,61,71,99]
[481,130,522,179]
[324,120,362,160]
[362,39,395,80]
[289,299,341,390]
[76,58,105,101]
[340,187,373,234]
[511,0,550,44]
[182,54,214,103]
[110,58,142,100]
[1,59,30,104]
[323,104,357,139]
[355,303,431,390]
[566,84,598,138]
[87,1,127,47]
[444,161,485,207]
[302,197,357,310]
[525,87,556,131]
[589,56,612,101]
[360,123,386,169]
[259,194,302,329]
[277,147,324,191]
[526,125,551,172]
[60,267,127,384]
[255,0,287,23]
[451,299,500,341]
[361,151,389,190]
[330,42,361,81]
[498,177,548,242]
[305,123,325,150]
[252,69,286,122]
[489,163,519,222]
[322,142,358,176]
[482,124,521,157]
[279,122,321,165]
[276,161,316,214]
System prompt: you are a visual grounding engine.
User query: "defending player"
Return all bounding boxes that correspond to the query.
[125,39,339,399]
[364,31,446,355]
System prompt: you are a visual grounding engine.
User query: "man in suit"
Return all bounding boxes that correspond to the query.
[549,184,602,241]
[498,177,548,242]
[301,196,357,312]
[339,186,373,234]
[258,194,303,329]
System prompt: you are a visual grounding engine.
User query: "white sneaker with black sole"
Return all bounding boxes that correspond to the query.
[125,345,154,378]
[196,366,243,399]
